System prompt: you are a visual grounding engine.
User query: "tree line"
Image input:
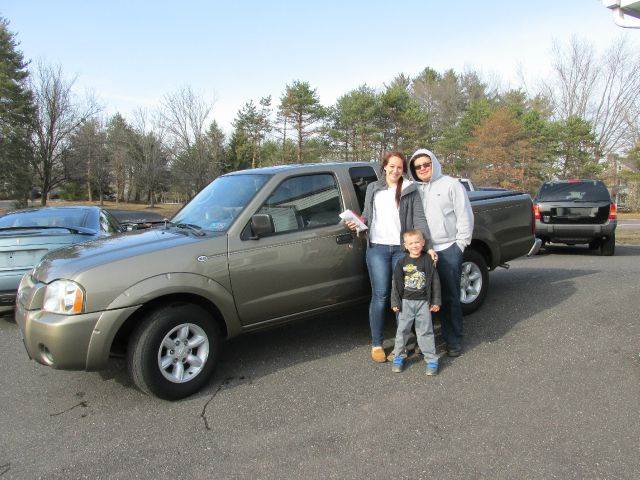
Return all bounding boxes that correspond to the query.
[1,16,639,209]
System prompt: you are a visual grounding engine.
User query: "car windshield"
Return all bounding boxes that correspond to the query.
[172,174,270,231]
[0,208,92,230]
[535,181,611,202]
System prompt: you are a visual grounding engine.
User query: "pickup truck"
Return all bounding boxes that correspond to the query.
[15,162,538,400]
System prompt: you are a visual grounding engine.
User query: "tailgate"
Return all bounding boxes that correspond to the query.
[538,202,610,225]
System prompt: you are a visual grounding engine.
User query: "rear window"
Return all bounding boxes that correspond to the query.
[349,166,378,212]
[0,208,92,229]
[535,181,611,202]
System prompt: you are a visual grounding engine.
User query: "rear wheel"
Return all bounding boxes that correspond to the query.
[127,303,221,400]
[460,248,489,315]
[599,233,615,256]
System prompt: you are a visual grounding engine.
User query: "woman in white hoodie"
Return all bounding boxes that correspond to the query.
[408,149,474,356]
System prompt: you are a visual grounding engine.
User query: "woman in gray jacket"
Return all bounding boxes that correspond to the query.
[346,151,436,363]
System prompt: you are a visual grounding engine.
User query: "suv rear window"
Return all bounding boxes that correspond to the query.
[535,181,611,202]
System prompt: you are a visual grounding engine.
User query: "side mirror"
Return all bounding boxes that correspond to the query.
[250,214,274,239]
[119,223,137,232]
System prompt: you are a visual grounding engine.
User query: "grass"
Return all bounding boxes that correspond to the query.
[3,199,183,218]
[616,229,640,245]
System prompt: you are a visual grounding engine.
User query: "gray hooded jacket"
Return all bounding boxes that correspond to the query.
[408,149,474,251]
[361,178,432,249]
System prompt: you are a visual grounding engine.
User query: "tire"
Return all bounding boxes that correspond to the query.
[127,303,221,400]
[536,239,547,255]
[599,233,615,256]
[460,248,489,315]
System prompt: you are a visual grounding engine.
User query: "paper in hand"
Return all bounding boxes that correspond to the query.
[339,209,368,233]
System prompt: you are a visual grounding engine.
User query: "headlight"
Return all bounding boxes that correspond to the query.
[42,280,85,315]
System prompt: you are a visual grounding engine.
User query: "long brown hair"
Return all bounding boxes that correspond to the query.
[381,151,406,207]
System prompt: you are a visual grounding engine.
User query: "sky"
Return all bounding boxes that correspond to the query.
[1,0,636,133]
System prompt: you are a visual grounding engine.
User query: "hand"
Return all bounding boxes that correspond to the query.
[392,306,400,313]
[428,249,438,263]
[344,220,357,232]
[430,305,440,313]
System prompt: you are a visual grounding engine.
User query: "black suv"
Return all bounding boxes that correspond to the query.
[534,180,617,256]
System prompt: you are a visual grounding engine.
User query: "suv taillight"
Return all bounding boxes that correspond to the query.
[533,204,541,220]
[608,203,617,220]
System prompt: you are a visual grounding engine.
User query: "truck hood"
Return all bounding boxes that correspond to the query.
[32,228,225,283]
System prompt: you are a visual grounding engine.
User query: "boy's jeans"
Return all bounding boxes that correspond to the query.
[393,299,437,362]
[365,243,405,347]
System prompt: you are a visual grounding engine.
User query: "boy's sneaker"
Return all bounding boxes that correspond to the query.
[426,361,439,376]
[391,356,405,373]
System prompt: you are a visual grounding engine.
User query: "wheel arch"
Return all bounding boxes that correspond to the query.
[468,239,493,270]
[110,292,229,356]
[86,273,242,369]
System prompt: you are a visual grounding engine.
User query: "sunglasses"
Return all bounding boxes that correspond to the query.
[414,162,432,170]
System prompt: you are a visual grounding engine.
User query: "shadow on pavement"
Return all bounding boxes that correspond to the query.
[461,266,597,355]
[540,243,640,257]
[99,264,595,401]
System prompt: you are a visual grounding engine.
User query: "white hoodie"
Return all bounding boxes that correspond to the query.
[409,148,474,252]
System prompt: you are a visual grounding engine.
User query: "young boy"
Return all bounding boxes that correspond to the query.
[390,229,441,375]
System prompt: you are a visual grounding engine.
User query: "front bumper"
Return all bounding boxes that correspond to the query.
[0,269,29,307]
[535,220,616,243]
[15,301,139,371]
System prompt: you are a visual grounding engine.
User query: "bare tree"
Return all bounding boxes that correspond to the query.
[130,108,169,207]
[160,86,218,198]
[546,37,640,159]
[30,61,100,205]
[67,118,110,204]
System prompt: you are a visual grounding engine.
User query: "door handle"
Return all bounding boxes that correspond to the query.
[336,233,354,244]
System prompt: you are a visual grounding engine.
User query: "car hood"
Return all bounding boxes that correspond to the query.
[32,228,225,284]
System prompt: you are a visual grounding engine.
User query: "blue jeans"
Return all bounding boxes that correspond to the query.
[436,243,464,350]
[365,243,405,347]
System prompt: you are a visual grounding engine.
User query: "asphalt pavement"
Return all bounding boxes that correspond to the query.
[1,246,639,479]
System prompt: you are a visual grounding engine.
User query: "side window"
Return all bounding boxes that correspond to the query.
[99,211,118,234]
[349,166,378,212]
[257,173,342,235]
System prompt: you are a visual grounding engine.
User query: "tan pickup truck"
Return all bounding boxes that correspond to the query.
[15,162,538,399]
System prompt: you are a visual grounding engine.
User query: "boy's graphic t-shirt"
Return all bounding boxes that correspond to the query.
[399,255,430,301]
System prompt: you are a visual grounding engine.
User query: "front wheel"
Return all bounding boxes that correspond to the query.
[460,248,489,316]
[127,303,221,400]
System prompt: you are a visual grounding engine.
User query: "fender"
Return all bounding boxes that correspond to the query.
[470,223,500,269]
[85,273,242,370]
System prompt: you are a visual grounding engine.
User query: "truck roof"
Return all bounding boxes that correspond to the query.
[224,161,376,176]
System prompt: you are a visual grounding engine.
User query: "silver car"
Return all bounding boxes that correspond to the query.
[0,206,121,312]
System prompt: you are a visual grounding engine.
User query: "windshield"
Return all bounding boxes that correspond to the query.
[0,208,94,230]
[535,181,611,202]
[172,174,270,231]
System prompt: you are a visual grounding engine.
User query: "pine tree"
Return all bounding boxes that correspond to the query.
[0,17,35,206]
[279,81,324,163]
